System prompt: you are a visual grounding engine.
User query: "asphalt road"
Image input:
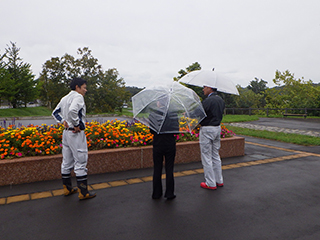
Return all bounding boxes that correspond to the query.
[245,117,320,132]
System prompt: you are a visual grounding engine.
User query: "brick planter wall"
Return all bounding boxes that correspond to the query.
[0,136,244,186]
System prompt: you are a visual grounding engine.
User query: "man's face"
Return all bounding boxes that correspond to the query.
[203,86,211,96]
[76,83,87,96]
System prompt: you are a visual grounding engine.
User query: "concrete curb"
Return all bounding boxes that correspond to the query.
[0,136,244,186]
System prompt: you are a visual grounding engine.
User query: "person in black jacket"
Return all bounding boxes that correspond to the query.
[149,98,179,200]
[199,86,225,190]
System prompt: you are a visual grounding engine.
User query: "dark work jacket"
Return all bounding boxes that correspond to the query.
[200,92,225,126]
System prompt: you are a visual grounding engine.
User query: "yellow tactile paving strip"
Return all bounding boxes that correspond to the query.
[1,141,319,205]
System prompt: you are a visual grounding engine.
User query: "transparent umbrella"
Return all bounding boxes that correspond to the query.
[179,69,239,95]
[132,82,206,134]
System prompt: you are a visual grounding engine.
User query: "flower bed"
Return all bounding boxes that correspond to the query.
[0,119,244,186]
[0,136,245,186]
[0,119,234,160]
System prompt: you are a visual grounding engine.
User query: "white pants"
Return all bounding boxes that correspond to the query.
[199,126,223,187]
[61,130,88,176]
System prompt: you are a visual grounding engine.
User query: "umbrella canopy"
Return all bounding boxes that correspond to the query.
[132,82,206,134]
[179,69,239,95]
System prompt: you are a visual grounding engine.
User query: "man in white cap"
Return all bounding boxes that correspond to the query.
[199,86,225,190]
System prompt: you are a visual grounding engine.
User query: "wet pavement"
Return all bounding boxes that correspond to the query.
[245,117,320,131]
[0,118,320,240]
[227,117,320,137]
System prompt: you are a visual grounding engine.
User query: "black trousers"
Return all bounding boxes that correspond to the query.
[152,142,176,199]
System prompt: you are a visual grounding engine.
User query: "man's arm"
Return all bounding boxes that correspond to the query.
[52,102,64,123]
[68,95,84,132]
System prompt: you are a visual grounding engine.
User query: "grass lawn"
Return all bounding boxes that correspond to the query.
[222,115,260,123]
[225,125,320,146]
[0,107,52,117]
[0,107,133,118]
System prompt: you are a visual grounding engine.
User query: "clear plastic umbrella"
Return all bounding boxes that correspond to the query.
[179,69,239,95]
[132,82,206,134]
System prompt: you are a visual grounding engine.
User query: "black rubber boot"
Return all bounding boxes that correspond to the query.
[62,174,77,196]
[76,176,96,200]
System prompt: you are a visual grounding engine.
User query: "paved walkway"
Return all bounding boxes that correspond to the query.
[227,122,320,137]
[1,118,319,239]
[227,117,320,137]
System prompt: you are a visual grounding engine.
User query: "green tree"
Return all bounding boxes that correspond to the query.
[18,64,38,107]
[72,48,103,112]
[173,62,201,81]
[234,86,263,108]
[1,42,37,108]
[37,57,69,109]
[247,77,268,107]
[220,88,239,108]
[0,52,12,106]
[93,69,130,113]
[126,86,144,98]
[38,47,129,113]
[247,77,268,94]
[265,70,319,111]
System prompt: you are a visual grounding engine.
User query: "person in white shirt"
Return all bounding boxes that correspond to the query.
[52,78,96,200]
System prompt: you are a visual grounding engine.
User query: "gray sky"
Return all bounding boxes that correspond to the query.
[1,0,320,89]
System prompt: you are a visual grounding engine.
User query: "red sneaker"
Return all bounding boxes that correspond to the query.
[200,182,217,190]
[217,183,224,187]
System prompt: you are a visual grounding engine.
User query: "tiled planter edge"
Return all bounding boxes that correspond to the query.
[0,136,244,186]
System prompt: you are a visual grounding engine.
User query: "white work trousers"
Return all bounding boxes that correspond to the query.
[199,126,223,187]
[61,130,88,176]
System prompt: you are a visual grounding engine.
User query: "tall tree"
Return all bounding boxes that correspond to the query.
[1,42,37,108]
[126,86,144,98]
[247,77,268,107]
[247,77,268,94]
[38,47,129,113]
[173,62,201,81]
[234,87,263,108]
[93,69,130,113]
[0,52,12,106]
[37,57,69,109]
[265,70,319,110]
[73,48,103,112]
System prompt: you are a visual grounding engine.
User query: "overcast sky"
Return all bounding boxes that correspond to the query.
[1,0,320,89]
